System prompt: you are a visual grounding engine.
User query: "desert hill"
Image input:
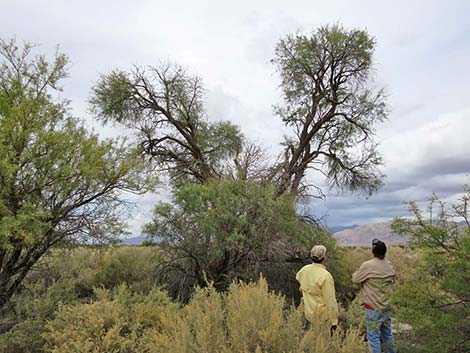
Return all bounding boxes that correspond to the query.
[332,221,409,246]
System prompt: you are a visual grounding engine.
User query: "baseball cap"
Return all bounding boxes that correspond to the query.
[310,245,327,261]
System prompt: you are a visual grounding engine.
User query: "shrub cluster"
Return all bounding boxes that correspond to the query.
[0,246,160,353]
[44,277,368,353]
[0,244,421,352]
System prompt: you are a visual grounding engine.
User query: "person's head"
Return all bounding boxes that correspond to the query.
[372,239,387,259]
[310,245,327,263]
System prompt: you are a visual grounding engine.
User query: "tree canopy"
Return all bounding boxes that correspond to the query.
[90,64,243,187]
[271,24,387,196]
[0,39,151,308]
[91,25,386,199]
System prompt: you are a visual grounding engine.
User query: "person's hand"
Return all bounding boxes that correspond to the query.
[330,325,337,336]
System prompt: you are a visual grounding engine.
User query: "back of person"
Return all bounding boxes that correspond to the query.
[352,257,395,311]
[296,245,338,329]
[296,263,337,323]
[352,239,396,353]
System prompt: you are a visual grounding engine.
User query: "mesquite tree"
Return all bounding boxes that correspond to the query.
[0,39,150,308]
[92,25,386,198]
[91,64,243,187]
[91,24,387,301]
[271,24,387,197]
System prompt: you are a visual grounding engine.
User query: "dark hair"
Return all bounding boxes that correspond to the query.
[372,240,387,259]
[311,256,324,263]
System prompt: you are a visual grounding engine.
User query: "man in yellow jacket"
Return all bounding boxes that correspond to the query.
[296,245,339,332]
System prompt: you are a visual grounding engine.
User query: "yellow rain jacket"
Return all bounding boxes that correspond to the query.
[296,263,339,325]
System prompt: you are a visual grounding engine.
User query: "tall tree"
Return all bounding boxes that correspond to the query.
[271,24,387,197]
[0,39,150,309]
[90,64,242,188]
[90,24,387,302]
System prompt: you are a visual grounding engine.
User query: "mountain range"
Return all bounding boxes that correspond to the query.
[121,221,407,246]
[331,221,409,246]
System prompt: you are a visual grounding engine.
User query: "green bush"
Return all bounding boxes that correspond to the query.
[0,246,161,352]
[145,179,350,305]
[44,285,177,353]
[0,280,78,353]
[392,190,470,353]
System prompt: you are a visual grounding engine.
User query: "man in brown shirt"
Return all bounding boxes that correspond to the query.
[352,239,396,353]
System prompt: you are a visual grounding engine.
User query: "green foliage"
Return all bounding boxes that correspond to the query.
[0,38,152,308]
[272,24,387,196]
[391,189,470,353]
[274,25,376,110]
[144,179,336,301]
[90,64,242,186]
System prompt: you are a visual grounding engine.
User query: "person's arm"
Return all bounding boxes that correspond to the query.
[323,273,339,326]
[352,262,370,284]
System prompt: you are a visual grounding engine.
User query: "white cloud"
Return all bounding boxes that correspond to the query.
[2,0,470,230]
[382,107,470,183]
[319,107,470,227]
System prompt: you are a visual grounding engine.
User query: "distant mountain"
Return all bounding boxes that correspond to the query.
[121,222,407,247]
[332,221,409,246]
[120,236,147,245]
[328,224,359,233]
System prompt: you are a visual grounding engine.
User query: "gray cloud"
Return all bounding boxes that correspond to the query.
[2,0,470,233]
[313,105,470,227]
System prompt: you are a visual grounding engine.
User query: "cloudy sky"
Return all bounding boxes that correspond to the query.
[2,0,470,233]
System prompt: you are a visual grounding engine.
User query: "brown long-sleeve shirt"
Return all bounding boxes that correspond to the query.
[352,257,395,311]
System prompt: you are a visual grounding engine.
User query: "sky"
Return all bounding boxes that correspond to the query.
[2,0,470,234]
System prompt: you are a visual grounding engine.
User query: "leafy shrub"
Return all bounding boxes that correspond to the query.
[144,180,313,299]
[0,246,160,352]
[145,179,350,305]
[44,285,177,353]
[0,280,78,353]
[392,190,470,353]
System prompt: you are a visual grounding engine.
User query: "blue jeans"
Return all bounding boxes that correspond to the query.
[365,308,396,353]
